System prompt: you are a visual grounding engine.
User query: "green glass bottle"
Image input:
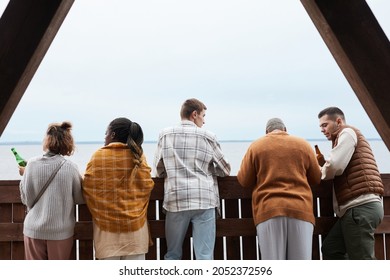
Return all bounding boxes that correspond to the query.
[11,147,27,167]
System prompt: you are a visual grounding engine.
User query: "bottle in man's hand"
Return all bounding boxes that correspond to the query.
[314,145,325,167]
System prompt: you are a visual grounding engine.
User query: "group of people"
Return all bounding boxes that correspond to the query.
[238,107,383,260]
[18,98,384,260]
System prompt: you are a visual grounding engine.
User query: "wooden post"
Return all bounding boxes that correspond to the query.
[300,0,390,150]
[0,0,74,137]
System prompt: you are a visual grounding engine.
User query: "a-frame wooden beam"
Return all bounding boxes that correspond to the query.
[0,0,74,137]
[301,0,390,150]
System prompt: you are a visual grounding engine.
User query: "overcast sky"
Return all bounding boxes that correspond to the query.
[1,0,389,142]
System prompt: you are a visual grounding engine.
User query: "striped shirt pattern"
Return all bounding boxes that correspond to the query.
[154,120,231,212]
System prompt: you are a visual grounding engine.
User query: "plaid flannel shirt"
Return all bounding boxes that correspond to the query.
[154,120,231,212]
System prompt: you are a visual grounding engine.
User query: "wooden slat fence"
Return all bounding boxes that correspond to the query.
[1,175,389,260]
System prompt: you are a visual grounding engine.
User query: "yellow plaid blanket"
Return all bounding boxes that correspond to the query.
[83,143,154,233]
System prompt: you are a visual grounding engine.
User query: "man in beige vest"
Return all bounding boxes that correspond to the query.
[318,106,384,259]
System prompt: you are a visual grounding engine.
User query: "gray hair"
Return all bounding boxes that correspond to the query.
[266,118,286,132]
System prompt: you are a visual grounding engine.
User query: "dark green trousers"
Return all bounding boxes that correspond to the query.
[321,201,383,260]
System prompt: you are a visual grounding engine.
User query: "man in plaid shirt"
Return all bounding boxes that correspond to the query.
[154,98,231,260]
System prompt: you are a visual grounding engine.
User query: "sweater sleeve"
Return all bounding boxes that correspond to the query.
[73,171,84,204]
[237,148,257,188]
[306,145,322,186]
[321,128,357,180]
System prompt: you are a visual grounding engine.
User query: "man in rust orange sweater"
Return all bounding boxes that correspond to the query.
[237,117,321,260]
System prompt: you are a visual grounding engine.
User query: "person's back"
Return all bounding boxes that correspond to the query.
[154,98,230,260]
[237,117,321,260]
[156,121,229,211]
[22,154,83,238]
[19,121,84,260]
[83,117,155,260]
[241,132,320,226]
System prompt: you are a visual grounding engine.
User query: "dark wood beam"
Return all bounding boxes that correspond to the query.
[301,0,390,150]
[0,0,74,138]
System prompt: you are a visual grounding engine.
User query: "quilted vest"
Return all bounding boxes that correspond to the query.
[332,125,384,205]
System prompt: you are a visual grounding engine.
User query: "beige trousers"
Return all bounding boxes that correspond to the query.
[24,235,73,260]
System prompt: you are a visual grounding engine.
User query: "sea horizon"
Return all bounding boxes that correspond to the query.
[1,138,389,180]
[0,138,385,145]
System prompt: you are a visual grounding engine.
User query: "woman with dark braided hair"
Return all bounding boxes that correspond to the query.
[19,121,84,260]
[83,117,154,260]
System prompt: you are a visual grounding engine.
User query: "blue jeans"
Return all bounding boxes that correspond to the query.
[164,208,216,260]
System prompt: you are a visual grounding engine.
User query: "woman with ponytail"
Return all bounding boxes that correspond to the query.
[19,121,84,260]
[83,117,155,260]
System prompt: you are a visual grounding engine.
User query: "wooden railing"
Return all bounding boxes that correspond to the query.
[1,175,389,260]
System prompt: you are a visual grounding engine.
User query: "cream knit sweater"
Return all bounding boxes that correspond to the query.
[19,154,84,240]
